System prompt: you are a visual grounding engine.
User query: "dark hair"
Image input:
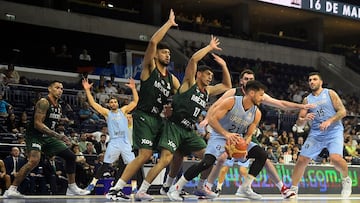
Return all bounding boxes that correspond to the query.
[197,65,213,73]
[244,80,267,93]
[49,80,63,87]
[308,72,322,80]
[108,96,118,103]
[240,69,255,79]
[157,43,170,50]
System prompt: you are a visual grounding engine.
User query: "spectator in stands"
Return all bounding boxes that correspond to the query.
[95,86,109,107]
[56,44,72,59]
[19,76,29,85]
[0,95,12,118]
[78,133,88,152]
[266,146,278,163]
[44,156,67,195]
[1,64,20,84]
[70,144,88,188]
[78,101,103,124]
[105,80,118,94]
[278,131,289,145]
[6,113,19,134]
[94,134,108,154]
[91,126,109,143]
[79,49,91,61]
[82,142,97,176]
[3,147,27,183]
[0,159,11,193]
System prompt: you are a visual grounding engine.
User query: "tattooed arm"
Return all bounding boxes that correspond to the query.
[34,98,65,140]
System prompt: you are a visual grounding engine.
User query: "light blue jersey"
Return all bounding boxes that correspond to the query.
[306,88,343,137]
[104,110,135,164]
[300,88,344,159]
[205,96,258,159]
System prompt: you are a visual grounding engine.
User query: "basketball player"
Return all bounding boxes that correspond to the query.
[134,35,231,201]
[105,9,181,201]
[82,78,138,192]
[288,72,351,198]
[167,80,268,201]
[199,69,315,199]
[3,81,90,198]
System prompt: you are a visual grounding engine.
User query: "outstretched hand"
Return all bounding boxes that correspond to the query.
[168,9,178,27]
[125,78,136,89]
[82,78,93,90]
[209,35,222,51]
[211,53,226,67]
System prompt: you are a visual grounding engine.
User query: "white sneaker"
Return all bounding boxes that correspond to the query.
[167,185,184,201]
[281,185,297,199]
[193,185,218,199]
[235,186,262,200]
[66,185,91,195]
[341,176,352,198]
[3,189,24,198]
[134,191,154,201]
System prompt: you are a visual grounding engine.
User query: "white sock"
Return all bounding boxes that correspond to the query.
[114,179,127,190]
[275,181,283,191]
[205,182,214,190]
[197,178,206,188]
[174,176,188,191]
[216,182,223,190]
[138,180,151,193]
[164,175,175,187]
[68,183,77,189]
[242,175,255,188]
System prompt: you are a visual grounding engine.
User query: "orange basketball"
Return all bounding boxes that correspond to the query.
[225,138,248,159]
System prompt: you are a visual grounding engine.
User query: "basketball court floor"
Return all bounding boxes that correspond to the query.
[1,194,360,203]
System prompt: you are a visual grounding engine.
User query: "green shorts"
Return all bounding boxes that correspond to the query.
[158,120,207,154]
[25,133,68,157]
[132,110,164,150]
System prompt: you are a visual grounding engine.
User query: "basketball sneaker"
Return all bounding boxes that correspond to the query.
[167,185,184,201]
[160,185,169,195]
[235,186,262,200]
[134,191,154,201]
[106,188,130,201]
[341,176,352,198]
[3,189,24,199]
[281,185,296,199]
[66,185,91,196]
[193,185,218,199]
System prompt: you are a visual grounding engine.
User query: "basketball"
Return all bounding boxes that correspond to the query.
[225,138,248,159]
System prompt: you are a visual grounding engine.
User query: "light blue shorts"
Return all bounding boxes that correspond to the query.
[205,134,257,160]
[104,137,135,164]
[223,158,250,167]
[300,133,343,160]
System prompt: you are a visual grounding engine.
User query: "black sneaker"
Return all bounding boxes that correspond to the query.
[180,189,189,196]
[215,189,221,196]
[160,186,169,195]
[106,189,130,201]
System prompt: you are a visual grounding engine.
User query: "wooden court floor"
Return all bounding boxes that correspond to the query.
[1,194,360,203]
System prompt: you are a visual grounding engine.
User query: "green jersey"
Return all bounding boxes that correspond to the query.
[169,84,208,130]
[137,68,173,116]
[28,96,62,137]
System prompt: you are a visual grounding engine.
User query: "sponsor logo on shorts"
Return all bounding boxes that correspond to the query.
[32,143,41,150]
[141,139,153,146]
[167,140,177,151]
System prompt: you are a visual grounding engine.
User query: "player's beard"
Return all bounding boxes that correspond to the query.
[158,58,169,67]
